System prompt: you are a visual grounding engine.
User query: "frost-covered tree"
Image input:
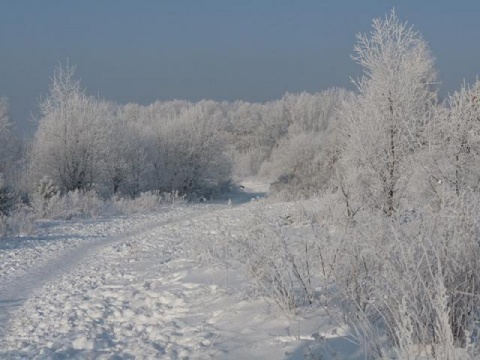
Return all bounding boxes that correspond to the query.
[30,64,112,193]
[144,100,232,196]
[0,98,18,215]
[0,98,17,178]
[340,10,438,216]
[282,89,347,135]
[429,81,480,196]
[0,98,11,159]
[114,100,232,198]
[107,104,149,197]
[264,89,352,199]
[224,99,287,177]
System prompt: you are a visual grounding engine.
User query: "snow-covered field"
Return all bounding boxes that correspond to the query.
[0,185,360,359]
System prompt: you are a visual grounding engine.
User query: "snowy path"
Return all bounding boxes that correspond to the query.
[0,205,228,351]
[0,208,203,340]
[0,187,359,359]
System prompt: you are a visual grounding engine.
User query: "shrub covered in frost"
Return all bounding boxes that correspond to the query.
[112,190,185,215]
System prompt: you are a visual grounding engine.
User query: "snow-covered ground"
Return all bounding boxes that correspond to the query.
[0,184,360,359]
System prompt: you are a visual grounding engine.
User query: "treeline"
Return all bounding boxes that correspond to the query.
[0,9,479,221]
[0,64,351,222]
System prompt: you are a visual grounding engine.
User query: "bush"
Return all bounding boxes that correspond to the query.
[4,204,36,237]
[30,176,60,217]
[112,190,185,215]
[184,188,480,357]
[317,191,480,358]
[265,133,327,200]
[0,177,14,217]
[185,201,329,313]
[31,189,105,220]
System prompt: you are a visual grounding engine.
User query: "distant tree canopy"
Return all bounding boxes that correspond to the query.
[26,63,356,200]
[0,9,477,212]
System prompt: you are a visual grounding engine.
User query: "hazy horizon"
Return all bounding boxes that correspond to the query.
[2,1,480,136]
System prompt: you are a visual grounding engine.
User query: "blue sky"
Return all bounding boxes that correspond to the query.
[1,1,480,134]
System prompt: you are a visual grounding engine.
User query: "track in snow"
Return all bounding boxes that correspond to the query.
[0,205,227,342]
[0,183,355,359]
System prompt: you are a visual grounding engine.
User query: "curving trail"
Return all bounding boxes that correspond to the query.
[0,183,358,359]
[0,204,230,357]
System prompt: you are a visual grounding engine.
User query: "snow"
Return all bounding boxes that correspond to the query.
[0,186,359,359]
